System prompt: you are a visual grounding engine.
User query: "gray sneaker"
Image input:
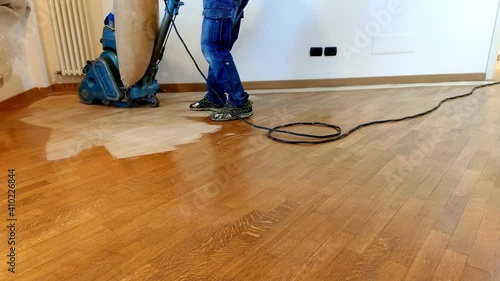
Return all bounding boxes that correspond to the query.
[210,100,253,121]
[190,97,224,112]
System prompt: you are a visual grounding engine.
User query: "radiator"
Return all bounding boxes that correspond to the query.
[48,0,93,76]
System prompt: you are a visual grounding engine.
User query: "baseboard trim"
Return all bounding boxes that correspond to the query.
[4,73,485,108]
[53,83,79,92]
[0,86,54,111]
[162,73,486,92]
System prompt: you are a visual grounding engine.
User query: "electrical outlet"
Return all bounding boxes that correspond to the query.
[310,47,323,57]
[0,74,3,88]
[325,47,337,56]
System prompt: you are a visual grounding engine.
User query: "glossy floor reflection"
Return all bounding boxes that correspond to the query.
[0,84,499,280]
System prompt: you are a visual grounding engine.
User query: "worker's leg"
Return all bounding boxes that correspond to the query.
[206,65,226,104]
[200,9,248,107]
[189,62,226,110]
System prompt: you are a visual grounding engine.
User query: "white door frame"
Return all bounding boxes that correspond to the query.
[486,1,500,80]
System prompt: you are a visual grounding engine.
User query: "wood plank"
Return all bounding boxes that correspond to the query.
[314,248,361,280]
[404,230,450,281]
[412,151,459,200]
[341,232,400,281]
[384,197,426,238]
[447,180,494,255]
[345,157,437,253]
[432,249,468,281]
[289,231,354,280]
[460,266,491,281]
[467,188,500,273]
[212,195,329,280]
[376,261,408,281]
[493,243,500,281]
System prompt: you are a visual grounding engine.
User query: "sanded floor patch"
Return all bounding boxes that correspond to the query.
[21,94,221,160]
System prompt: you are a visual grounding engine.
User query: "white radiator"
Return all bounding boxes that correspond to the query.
[48,0,93,76]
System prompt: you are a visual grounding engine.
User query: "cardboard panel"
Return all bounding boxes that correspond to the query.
[114,0,158,87]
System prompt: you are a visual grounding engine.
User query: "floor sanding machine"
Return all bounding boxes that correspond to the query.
[78,0,183,107]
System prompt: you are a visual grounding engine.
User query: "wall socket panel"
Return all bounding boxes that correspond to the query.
[310,47,323,57]
[0,74,3,88]
[325,47,337,56]
[310,47,337,57]
[372,33,415,55]
[309,47,323,57]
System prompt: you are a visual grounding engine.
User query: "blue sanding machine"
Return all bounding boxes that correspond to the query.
[78,0,184,108]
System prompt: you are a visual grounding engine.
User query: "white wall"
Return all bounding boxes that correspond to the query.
[2,0,497,103]
[103,0,498,84]
[3,0,498,102]
[0,0,49,102]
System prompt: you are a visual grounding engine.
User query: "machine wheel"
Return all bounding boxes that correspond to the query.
[101,100,112,106]
[148,95,160,108]
[78,89,93,105]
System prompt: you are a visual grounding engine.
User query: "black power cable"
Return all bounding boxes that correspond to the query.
[167,6,500,144]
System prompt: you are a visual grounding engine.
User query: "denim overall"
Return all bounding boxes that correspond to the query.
[201,0,250,107]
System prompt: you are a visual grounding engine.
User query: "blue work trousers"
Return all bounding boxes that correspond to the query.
[201,0,249,107]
